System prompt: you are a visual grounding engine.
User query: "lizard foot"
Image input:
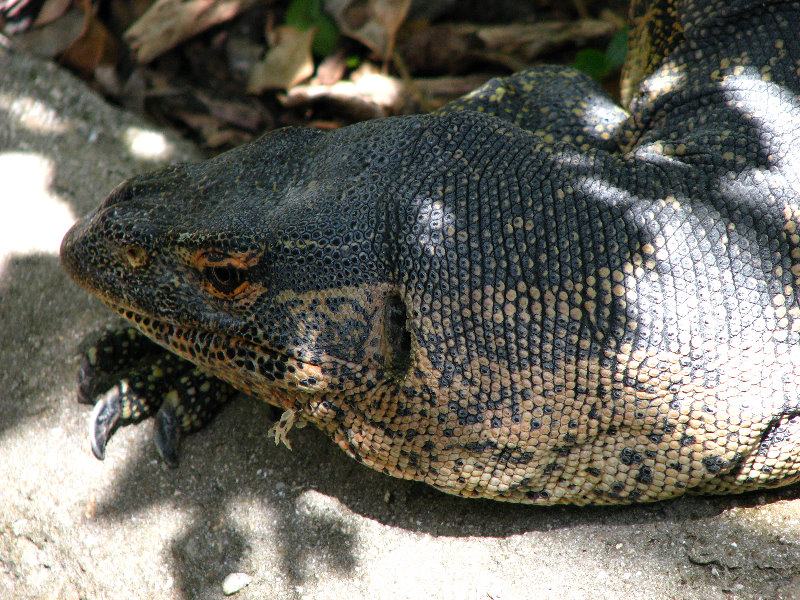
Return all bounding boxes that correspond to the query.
[78,327,237,466]
[268,408,307,450]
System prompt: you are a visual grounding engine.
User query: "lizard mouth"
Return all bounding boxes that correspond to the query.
[107,303,345,399]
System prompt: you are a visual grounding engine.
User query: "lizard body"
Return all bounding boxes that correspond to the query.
[62,0,800,504]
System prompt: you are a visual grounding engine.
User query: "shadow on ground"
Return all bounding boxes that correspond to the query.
[88,389,800,598]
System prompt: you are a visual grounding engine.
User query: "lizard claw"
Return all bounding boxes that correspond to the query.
[155,403,181,468]
[77,355,100,405]
[76,327,236,465]
[88,385,123,460]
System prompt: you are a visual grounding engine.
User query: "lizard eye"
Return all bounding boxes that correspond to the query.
[205,265,247,295]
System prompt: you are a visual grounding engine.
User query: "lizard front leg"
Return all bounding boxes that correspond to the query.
[78,327,237,466]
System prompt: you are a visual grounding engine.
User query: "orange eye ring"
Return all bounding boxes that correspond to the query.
[192,250,260,298]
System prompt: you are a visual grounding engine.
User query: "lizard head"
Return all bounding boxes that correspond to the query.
[61,118,427,411]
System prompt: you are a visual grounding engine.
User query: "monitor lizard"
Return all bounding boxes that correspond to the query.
[61,0,800,504]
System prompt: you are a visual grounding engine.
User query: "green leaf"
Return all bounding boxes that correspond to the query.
[604,27,628,72]
[285,0,340,57]
[285,0,316,29]
[572,27,628,81]
[311,15,339,57]
[572,48,610,80]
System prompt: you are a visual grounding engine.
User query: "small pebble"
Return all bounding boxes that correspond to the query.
[222,572,252,595]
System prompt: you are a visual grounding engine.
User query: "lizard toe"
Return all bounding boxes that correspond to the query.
[155,403,181,468]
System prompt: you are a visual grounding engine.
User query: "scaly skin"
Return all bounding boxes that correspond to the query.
[61,0,800,504]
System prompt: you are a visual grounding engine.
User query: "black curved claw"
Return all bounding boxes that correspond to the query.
[88,386,123,460]
[76,356,99,405]
[155,404,181,468]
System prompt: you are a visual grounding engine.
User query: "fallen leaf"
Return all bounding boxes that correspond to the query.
[247,25,316,93]
[33,0,70,26]
[125,0,266,63]
[60,0,118,77]
[173,111,253,148]
[413,73,495,108]
[455,19,616,63]
[3,4,83,57]
[325,0,411,60]
[195,92,267,131]
[400,23,481,75]
[285,63,405,119]
[0,0,46,33]
[314,48,347,85]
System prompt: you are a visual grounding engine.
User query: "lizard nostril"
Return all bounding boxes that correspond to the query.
[124,244,149,268]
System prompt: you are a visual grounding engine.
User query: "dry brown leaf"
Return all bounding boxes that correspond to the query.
[33,0,71,26]
[195,92,266,131]
[60,0,118,77]
[125,0,265,63]
[400,23,481,75]
[325,0,411,59]
[5,4,84,57]
[285,63,405,119]
[455,20,615,62]
[315,49,347,86]
[413,73,496,107]
[247,25,315,93]
[172,111,253,148]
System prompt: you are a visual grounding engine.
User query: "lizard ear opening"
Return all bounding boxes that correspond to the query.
[385,293,412,376]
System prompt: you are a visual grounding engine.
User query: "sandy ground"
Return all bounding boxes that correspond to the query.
[2,49,800,600]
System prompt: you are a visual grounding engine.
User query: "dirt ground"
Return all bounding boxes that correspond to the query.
[3,49,800,600]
